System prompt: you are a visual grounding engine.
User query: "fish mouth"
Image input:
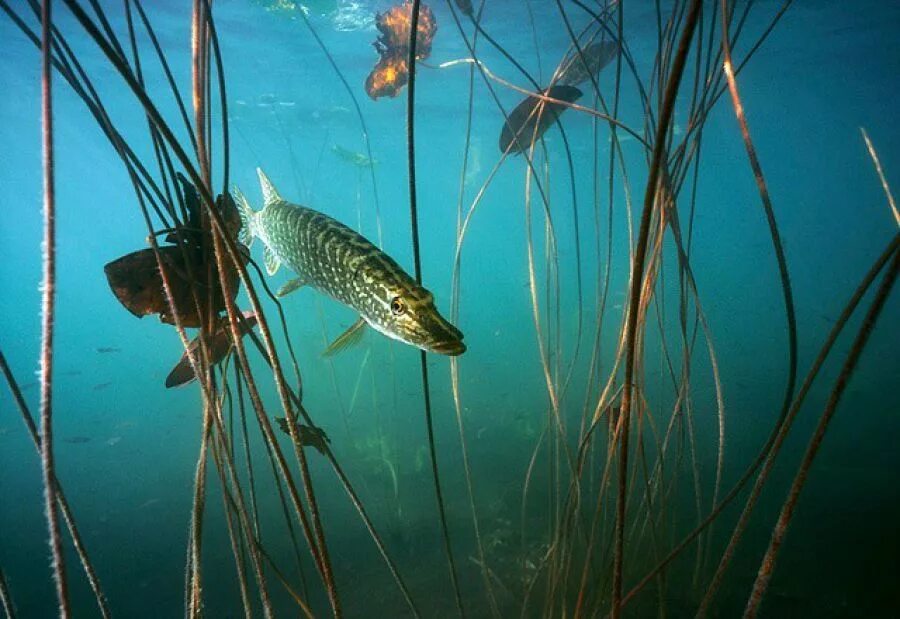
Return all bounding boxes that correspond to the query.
[430,338,467,356]
[418,312,466,356]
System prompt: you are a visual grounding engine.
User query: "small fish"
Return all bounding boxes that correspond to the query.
[165,311,258,388]
[64,436,91,444]
[106,436,122,447]
[274,417,330,456]
[234,169,465,355]
[95,346,121,354]
[331,144,378,168]
[499,85,583,154]
[93,382,112,391]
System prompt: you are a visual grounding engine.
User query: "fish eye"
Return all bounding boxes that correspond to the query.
[390,296,407,316]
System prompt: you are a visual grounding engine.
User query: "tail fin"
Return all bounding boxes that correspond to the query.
[232,186,255,248]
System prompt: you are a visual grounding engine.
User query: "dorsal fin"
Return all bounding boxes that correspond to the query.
[256,168,282,206]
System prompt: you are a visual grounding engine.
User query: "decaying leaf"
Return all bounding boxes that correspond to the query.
[365,2,437,100]
[165,311,258,388]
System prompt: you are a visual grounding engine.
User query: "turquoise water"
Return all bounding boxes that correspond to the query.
[1,1,898,616]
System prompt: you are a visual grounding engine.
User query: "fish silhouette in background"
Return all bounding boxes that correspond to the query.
[63,436,92,444]
[331,144,379,168]
[275,417,330,456]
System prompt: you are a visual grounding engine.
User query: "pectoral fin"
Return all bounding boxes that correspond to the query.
[276,277,306,297]
[323,317,367,357]
[264,246,280,276]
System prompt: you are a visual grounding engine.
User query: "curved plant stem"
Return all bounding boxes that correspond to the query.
[38,0,69,613]
[0,565,12,619]
[611,2,701,616]
[694,4,799,608]
[0,350,110,618]
[407,1,465,615]
[860,127,900,227]
[743,245,899,618]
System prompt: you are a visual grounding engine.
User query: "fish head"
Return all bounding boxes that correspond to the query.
[368,282,466,356]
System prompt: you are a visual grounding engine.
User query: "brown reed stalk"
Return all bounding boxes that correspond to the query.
[622,230,900,609]
[860,128,900,227]
[691,3,797,609]
[37,0,69,613]
[0,565,13,619]
[0,350,110,617]
[59,5,341,611]
[744,245,899,617]
[611,3,701,616]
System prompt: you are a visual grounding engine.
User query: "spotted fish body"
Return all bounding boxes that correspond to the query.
[234,169,465,355]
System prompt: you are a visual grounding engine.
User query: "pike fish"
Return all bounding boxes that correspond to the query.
[233,169,465,356]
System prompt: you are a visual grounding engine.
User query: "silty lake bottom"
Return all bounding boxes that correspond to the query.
[0,0,898,617]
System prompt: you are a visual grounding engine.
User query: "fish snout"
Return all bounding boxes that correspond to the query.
[421,311,466,356]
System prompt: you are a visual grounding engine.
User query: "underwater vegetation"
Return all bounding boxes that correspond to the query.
[0,0,898,618]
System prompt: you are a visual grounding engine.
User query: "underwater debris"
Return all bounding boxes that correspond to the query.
[165,311,258,388]
[104,245,244,327]
[275,417,331,455]
[365,1,437,99]
[331,144,379,168]
[233,168,465,355]
[366,55,410,100]
[104,175,247,328]
[557,40,620,87]
[499,85,583,154]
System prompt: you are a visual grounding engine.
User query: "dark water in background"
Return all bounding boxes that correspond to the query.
[1,0,899,616]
